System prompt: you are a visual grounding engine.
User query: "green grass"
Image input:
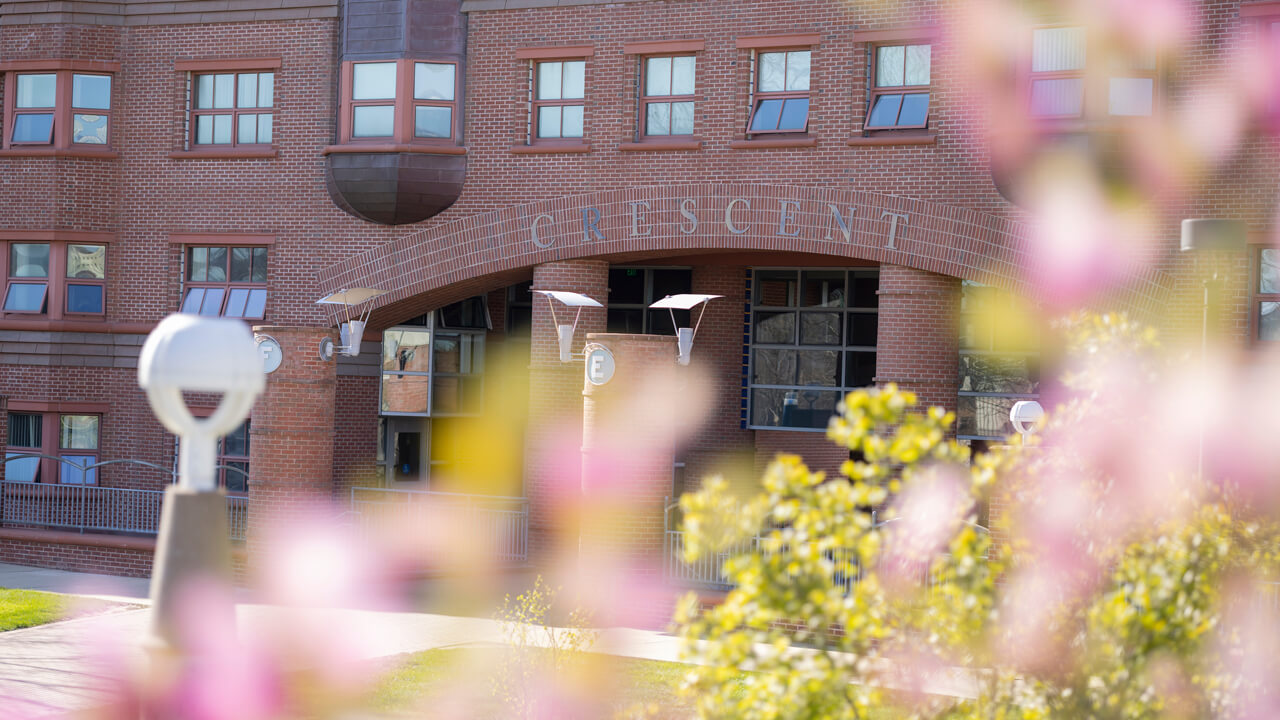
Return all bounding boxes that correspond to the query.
[0,588,120,632]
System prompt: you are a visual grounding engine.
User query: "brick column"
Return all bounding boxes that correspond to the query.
[875,265,961,416]
[525,259,608,561]
[247,326,338,558]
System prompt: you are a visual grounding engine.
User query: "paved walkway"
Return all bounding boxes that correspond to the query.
[0,563,979,718]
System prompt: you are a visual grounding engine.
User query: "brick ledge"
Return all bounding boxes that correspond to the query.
[0,527,156,552]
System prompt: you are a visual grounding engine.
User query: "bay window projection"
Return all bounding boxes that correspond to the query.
[748,269,879,430]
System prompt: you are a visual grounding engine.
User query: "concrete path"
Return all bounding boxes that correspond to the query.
[0,563,150,604]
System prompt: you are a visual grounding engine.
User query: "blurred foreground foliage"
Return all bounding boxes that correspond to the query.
[675,313,1280,720]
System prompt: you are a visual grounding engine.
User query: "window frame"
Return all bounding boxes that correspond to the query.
[337,58,461,145]
[0,239,108,319]
[216,420,250,496]
[746,48,812,136]
[411,60,459,141]
[865,42,932,131]
[5,411,100,485]
[1025,24,1160,125]
[957,281,1041,441]
[189,70,275,148]
[530,58,587,142]
[606,266,693,335]
[180,245,269,320]
[640,54,698,138]
[0,64,118,152]
[1251,246,1280,344]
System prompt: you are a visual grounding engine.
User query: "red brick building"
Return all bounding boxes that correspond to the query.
[0,0,1275,577]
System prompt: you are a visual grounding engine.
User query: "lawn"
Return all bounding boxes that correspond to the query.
[0,588,121,632]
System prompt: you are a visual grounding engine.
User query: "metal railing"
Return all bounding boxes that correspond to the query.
[349,487,529,564]
[0,480,248,541]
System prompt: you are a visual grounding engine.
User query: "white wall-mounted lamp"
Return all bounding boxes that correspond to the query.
[1009,400,1044,445]
[649,293,722,366]
[316,287,389,357]
[531,289,603,362]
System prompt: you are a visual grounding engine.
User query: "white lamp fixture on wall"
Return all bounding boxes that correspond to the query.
[648,293,722,366]
[1009,399,1044,445]
[531,289,604,362]
[316,287,389,357]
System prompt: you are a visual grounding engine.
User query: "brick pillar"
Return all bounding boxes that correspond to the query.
[875,265,961,416]
[580,332,677,627]
[247,326,338,558]
[525,260,607,561]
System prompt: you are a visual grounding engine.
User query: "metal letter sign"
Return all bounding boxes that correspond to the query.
[584,344,615,386]
[254,334,283,374]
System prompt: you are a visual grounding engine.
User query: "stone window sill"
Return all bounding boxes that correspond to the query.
[510,142,591,154]
[847,134,937,146]
[618,139,702,152]
[728,137,817,149]
[0,148,119,159]
[169,148,279,159]
[322,144,467,156]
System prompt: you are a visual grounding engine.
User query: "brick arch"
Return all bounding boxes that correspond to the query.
[317,184,1173,324]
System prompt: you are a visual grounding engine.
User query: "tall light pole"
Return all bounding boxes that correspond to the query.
[138,314,264,649]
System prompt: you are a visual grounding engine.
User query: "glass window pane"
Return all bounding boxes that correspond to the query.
[646,102,670,135]
[415,62,455,101]
[195,115,214,145]
[753,348,797,385]
[207,247,227,282]
[801,270,844,307]
[381,373,430,414]
[876,46,905,87]
[251,247,268,283]
[196,75,215,109]
[189,247,208,281]
[1108,77,1153,116]
[537,61,563,99]
[750,98,783,131]
[785,50,810,91]
[797,350,840,386]
[758,52,785,92]
[258,73,274,108]
[431,375,461,414]
[60,416,99,449]
[1030,77,1084,117]
[1260,302,1280,341]
[382,329,432,372]
[867,94,902,127]
[898,93,930,126]
[72,74,111,109]
[72,114,109,144]
[200,287,225,315]
[1261,249,1279,294]
[244,288,267,319]
[237,115,258,144]
[60,455,96,485]
[66,284,103,314]
[755,270,797,306]
[3,283,47,312]
[845,351,876,387]
[670,101,695,135]
[222,422,249,457]
[957,395,1018,439]
[608,268,646,304]
[16,74,56,107]
[778,98,809,131]
[1032,26,1086,72]
[11,244,50,277]
[353,105,395,137]
[12,114,54,143]
[5,454,39,483]
[353,62,397,100]
[213,74,235,109]
[67,245,106,279]
[414,105,452,138]
[751,388,838,429]
[537,106,562,138]
[213,114,233,144]
[959,354,1039,394]
[561,105,584,137]
[651,268,691,299]
[7,413,42,447]
[646,56,672,96]
[607,308,644,333]
[646,308,688,335]
[905,45,931,85]
[562,61,585,99]
[847,312,878,346]
[671,56,695,95]
[257,114,273,144]
[181,287,205,313]
[237,73,258,108]
[800,312,841,345]
[224,287,249,317]
[851,272,879,307]
[224,461,249,493]
[229,247,252,282]
[752,311,796,344]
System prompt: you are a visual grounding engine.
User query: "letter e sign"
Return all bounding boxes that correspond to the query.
[585,345,615,386]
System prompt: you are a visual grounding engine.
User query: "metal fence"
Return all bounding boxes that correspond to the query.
[0,481,248,541]
[349,487,529,564]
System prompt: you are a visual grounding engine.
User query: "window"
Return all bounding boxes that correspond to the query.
[607,267,692,334]
[2,70,113,148]
[1,242,107,316]
[217,421,250,494]
[1254,247,1279,342]
[380,298,487,418]
[192,71,274,146]
[642,56,696,136]
[748,50,810,134]
[1028,26,1155,120]
[341,59,458,143]
[957,281,1041,440]
[5,412,99,484]
[866,44,931,130]
[534,60,586,139]
[181,246,268,319]
[506,281,534,338]
[748,269,879,430]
